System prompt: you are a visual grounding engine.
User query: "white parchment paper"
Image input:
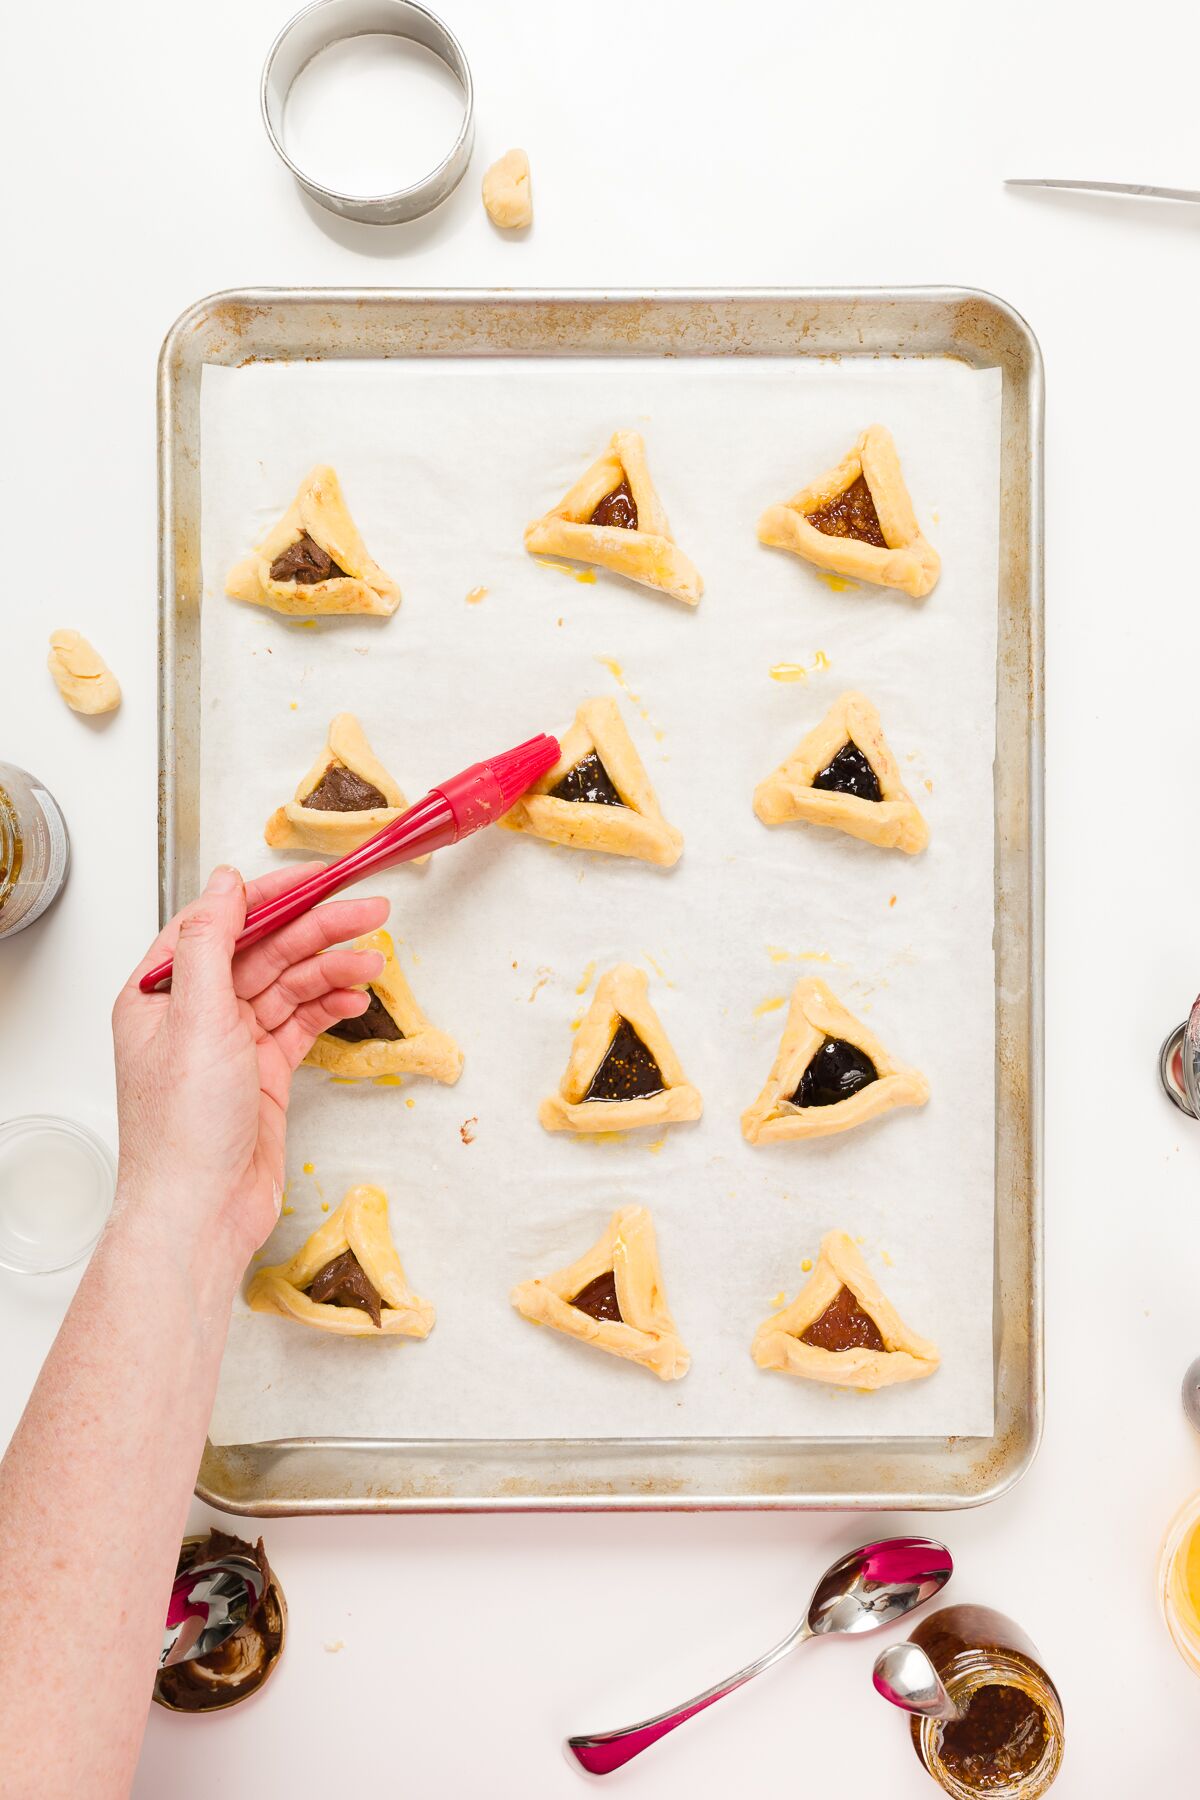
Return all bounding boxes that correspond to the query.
[198,353,1001,1445]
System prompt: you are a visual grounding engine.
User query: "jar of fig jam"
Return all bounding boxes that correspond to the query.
[0,763,70,939]
[907,1605,1064,1796]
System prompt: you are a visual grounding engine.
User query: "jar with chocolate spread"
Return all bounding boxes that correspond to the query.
[0,763,70,940]
[907,1605,1064,1796]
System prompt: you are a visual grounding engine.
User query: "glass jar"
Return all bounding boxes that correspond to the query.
[908,1605,1064,1797]
[0,763,70,939]
[1159,1489,1200,1674]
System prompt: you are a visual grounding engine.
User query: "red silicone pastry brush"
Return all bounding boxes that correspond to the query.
[139,733,560,993]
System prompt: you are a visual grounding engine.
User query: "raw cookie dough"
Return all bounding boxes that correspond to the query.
[303,928,463,1084]
[247,1183,434,1337]
[511,1204,689,1380]
[525,430,703,605]
[540,962,702,1134]
[47,630,121,715]
[758,424,940,598]
[226,465,400,617]
[264,713,419,857]
[742,977,928,1143]
[753,691,929,853]
[752,1231,939,1388]
[482,148,532,228]
[501,696,682,865]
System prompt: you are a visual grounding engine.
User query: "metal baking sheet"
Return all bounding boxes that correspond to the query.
[158,288,1043,1513]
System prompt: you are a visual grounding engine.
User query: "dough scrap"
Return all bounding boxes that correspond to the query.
[482,148,532,228]
[47,630,121,715]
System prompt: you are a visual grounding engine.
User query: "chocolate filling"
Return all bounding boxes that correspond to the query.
[585,1017,666,1102]
[550,750,624,807]
[154,1531,282,1715]
[306,1249,384,1328]
[812,742,882,802]
[571,1270,623,1323]
[938,1684,1047,1788]
[325,988,404,1045]
[804,475,887,547]
[269,532,346,585]
[302,763,389,813]
[589,479,638,531]
[792,1038,878,1109]
[800,1285,885,1352]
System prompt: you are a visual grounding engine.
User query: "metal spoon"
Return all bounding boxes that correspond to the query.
[1006,178,1200,204]
[566,1535,953,1776]
[873,1640,963,1723]
[161,1554,266,1670]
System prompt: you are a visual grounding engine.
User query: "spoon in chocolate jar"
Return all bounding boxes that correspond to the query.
[566,1536,953,1776]
[161,1554,267,1670]
[872,1641,964,1723]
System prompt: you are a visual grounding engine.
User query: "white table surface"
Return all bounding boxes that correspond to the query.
[4,1,1200,1791]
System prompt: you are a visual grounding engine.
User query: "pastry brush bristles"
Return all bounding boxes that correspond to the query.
[494,734,560,808]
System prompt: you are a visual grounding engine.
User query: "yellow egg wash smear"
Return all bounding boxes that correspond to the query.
[536,558,596,583]
[769,649,829,683]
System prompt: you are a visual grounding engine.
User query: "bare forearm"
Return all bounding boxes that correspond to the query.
[0,1188,242,1799]
[0,865,386,1798]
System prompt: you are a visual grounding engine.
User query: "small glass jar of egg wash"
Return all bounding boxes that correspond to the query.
[0,762,70,938]
[1159,1490,1200,1674]
[907,1606,1065,1796]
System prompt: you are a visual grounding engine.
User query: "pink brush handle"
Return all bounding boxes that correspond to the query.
[138,791,454,993]
[232,789,459,944]
[139,737,557,993]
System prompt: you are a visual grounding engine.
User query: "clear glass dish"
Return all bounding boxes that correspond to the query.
[0,1115,115,1274]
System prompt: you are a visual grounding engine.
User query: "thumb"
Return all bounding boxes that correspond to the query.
[169,865,247,1013]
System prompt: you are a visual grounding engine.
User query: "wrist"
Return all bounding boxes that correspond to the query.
[106,1175,249,1313]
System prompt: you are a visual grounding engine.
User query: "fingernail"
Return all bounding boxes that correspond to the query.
[209,865,241,894]
[366,953,385,977]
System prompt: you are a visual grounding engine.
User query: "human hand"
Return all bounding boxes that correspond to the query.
[112,864,389,1269]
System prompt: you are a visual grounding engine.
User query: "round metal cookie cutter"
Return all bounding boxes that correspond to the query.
[261,0,474,225]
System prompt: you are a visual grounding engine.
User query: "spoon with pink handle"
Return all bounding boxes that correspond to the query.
[566,1535,953,1776]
